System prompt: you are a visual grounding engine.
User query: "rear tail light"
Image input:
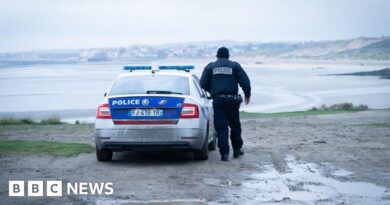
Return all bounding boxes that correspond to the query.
[180,103,199,119]
[96,104,112,119]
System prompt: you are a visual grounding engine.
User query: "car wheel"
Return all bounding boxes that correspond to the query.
[194,138,209,160]
[208,134,217,151]
[206,121,216,151]
[96,148,113,162]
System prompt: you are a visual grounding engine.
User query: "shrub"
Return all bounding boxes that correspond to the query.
[0,118,35,125]
[310,103,369,111]
[40,116,62,125]
[0,116,64,125]
[329,103,354,111]
[20,118,35,124]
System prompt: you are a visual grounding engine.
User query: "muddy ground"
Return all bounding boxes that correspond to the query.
[0,110,389,205]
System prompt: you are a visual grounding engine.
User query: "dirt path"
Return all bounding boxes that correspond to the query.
[1,110,389,204]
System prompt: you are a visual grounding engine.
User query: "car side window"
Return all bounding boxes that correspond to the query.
[192,76,206,98]
[193,75,206,98]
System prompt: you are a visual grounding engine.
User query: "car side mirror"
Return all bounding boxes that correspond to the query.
[104,92,107,97]
[206,92,212,100]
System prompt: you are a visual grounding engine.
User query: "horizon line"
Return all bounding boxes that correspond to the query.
[2,35,389,54]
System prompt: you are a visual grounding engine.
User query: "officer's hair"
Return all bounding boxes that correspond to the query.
[216,47,230,59]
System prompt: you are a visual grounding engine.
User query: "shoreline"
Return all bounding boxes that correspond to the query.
[0,108,96,123]
[1,108,387,124]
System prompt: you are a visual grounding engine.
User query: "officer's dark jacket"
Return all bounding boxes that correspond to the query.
[200,58,251,98]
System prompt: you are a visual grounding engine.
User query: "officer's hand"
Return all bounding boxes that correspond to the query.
[245,97,250,105]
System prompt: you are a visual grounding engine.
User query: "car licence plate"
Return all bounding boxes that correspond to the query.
[130,109,163,117]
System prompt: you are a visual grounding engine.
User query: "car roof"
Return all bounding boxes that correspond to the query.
[116,70,193,79]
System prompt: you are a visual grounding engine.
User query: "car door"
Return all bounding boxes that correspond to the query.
[192,75,214,136]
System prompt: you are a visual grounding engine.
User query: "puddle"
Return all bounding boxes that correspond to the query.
[76,156,389,205]
[121,200,207,205]
[331,169,354,177]
[84,197,207,205]
[203,178,232,187]
[238,155,389,204]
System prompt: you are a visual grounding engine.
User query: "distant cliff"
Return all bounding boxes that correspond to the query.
[0,36,389,67]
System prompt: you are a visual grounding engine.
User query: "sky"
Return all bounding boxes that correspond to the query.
[0,0,389,52]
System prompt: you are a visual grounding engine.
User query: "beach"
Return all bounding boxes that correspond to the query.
[1,110,389,204]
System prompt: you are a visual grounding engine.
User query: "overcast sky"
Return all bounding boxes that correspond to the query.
[0,0,389,52]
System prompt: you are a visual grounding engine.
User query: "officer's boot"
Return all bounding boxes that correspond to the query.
[221,154,229,161]
[233,149,244,158]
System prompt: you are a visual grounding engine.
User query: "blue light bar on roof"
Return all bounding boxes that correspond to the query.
[158,65,195,70]
[123,65,152,71]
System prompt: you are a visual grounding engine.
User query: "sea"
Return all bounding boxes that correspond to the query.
[1,60,389,122]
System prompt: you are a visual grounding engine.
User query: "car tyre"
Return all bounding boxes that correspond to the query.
[208,134,217,151]
[96,148,113,162]
[194,138,209,160]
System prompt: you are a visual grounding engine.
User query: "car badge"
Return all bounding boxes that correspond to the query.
[142,99,149,106]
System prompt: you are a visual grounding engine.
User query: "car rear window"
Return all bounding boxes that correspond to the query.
[109,75,190,95]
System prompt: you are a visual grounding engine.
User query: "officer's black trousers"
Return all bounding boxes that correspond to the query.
[213,97,243,155]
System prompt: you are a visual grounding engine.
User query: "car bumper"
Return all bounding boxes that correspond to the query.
[95,128,206,150]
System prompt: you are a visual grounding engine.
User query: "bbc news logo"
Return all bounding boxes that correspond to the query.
[9,181,114,197]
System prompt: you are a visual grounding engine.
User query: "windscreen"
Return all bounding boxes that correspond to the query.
[109,75,190,95]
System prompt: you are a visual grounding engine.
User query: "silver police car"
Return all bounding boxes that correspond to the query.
[95,65,216,161]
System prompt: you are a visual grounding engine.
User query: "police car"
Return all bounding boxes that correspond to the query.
[95,65,216,161]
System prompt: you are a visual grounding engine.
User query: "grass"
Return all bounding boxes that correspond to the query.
[0,140,94,156]
[308,103,369,112]
[0,116,63,125]
[39,116,62,124]
[0,103,377,123]
[0,118,34,125]
[241,103,371,119]
[0,124,94,141]
[355,123,390,128]
[240,109,356,118]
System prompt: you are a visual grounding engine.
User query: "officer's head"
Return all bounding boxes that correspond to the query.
[216,47,229,59]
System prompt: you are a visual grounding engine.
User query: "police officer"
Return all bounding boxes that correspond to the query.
[200,47,251,161]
